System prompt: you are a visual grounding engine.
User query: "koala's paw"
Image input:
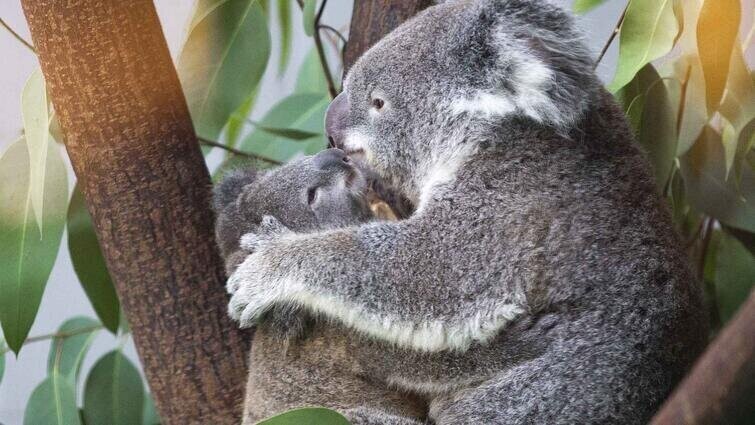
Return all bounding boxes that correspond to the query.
[239,215,291,252]
[227,251,291,327]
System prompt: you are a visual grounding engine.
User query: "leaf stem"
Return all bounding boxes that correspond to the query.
[0,325,103,356]
[594,3,628,70]
[0,17,35,53]
[312,0,339,98]
[197,137,282,164]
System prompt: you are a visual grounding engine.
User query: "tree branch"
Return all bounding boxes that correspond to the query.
[0,16,35,52]
[313,0,339,98]
[198,137,282,165]
[593,3,628,70]
[0,325,104,356]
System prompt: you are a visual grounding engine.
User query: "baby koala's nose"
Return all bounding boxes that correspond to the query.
[314,148,351,170]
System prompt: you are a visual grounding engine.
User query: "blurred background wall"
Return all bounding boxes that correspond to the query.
[0,1,623,423]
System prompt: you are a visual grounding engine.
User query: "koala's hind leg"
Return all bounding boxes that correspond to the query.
[344,407,426,425]
[242,323,427,424]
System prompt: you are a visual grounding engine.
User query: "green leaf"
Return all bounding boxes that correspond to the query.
[277,0,293,75]
[46,316,101,388]
[681,127,755,232]
[573,0,607,14]
[617,64,678,188]
[24,374,81,425]
[83,351,145,425]
[21,68,50,232]
[714,231,755,323]
[696,0,741,114]
[225,92,258,149]
[246,120,320,140]
[178,0,271,141]
[257,407,350,425]
[0,336,5,384]
[608,0,680,92]
[719,39,755,180]
[67,185,120,333]
[295,47,329,95]
[238,93,329,163]
[0,137,68,353]
[142,394,161,425]
[302,0,316,37]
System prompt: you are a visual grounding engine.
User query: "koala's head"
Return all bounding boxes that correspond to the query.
[326,0,599,201]
[213,149,373,272]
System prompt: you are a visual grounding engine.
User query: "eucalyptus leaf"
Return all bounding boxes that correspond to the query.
[238,93,329,163]
[21,68,50,232]
[618,64,677,188]
[277,0,293,75]
[142,394,161,425]
[257,407,350,425]
[246,120,320,139]
[179,0,271,141]
[696,0,740,114]
[225,92,258,149]
[24,374,81,425]
[669,0,707,156]
[295,47,329,95]
[302,0,316,37]
[714,231,755,323]
[68,185,121,333]
[681,127,755,232]
[719,40,755,180]
[46,316,101,388]
[83,351,145,425]
[573,0,607,14]
[0,336,5,385]
[0,138,68,353]
[607,0,679,92]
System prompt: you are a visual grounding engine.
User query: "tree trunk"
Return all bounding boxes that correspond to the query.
[344,0,433,72]
[21,1,249,423]
[651,289,755,425]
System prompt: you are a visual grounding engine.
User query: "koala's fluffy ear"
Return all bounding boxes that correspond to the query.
[450,0,597,131]
[213,168,259,212]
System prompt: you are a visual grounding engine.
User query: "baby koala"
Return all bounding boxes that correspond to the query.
[213,149,426,425]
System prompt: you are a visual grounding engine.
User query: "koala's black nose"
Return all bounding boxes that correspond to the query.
[314,148,351,170]
[325,92,349,149]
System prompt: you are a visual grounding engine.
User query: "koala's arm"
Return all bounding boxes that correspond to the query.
[227,218,525,352]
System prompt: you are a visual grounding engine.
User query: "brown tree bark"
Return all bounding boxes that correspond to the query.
[344,0,434,72]
[21,1,249,423]
[651,289,755,425]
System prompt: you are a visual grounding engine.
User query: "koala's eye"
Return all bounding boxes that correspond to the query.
[307,187,319,206]
[371,97,385,110]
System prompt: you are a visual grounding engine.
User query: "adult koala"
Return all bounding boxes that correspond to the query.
[228,0,708,423]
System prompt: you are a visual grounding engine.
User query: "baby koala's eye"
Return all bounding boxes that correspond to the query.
[307,187,319,206]
[371,97,385,110]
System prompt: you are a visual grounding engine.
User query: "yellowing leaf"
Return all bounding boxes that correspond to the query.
[696,0,741,114]
[719,38,755,179]
[608,0,680,92]
[178,0,271,141]
[573,0,607,14]
[0,138,68,353]
[22,68,50,232]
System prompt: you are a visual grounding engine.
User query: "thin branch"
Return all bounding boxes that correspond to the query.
[313,0,339,98]
[0,17,35,53]
[594,3,628,70]
[318,24,347,45]
[0,325,103,356]
[197,137,282,165]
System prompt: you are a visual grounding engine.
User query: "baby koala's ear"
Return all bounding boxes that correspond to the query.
[213,168,259,211]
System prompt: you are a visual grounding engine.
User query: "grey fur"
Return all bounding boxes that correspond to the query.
[214,152,426,424]
[225,1,708,423]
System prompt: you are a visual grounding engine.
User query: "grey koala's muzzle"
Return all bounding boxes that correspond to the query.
[325,92,350,150]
